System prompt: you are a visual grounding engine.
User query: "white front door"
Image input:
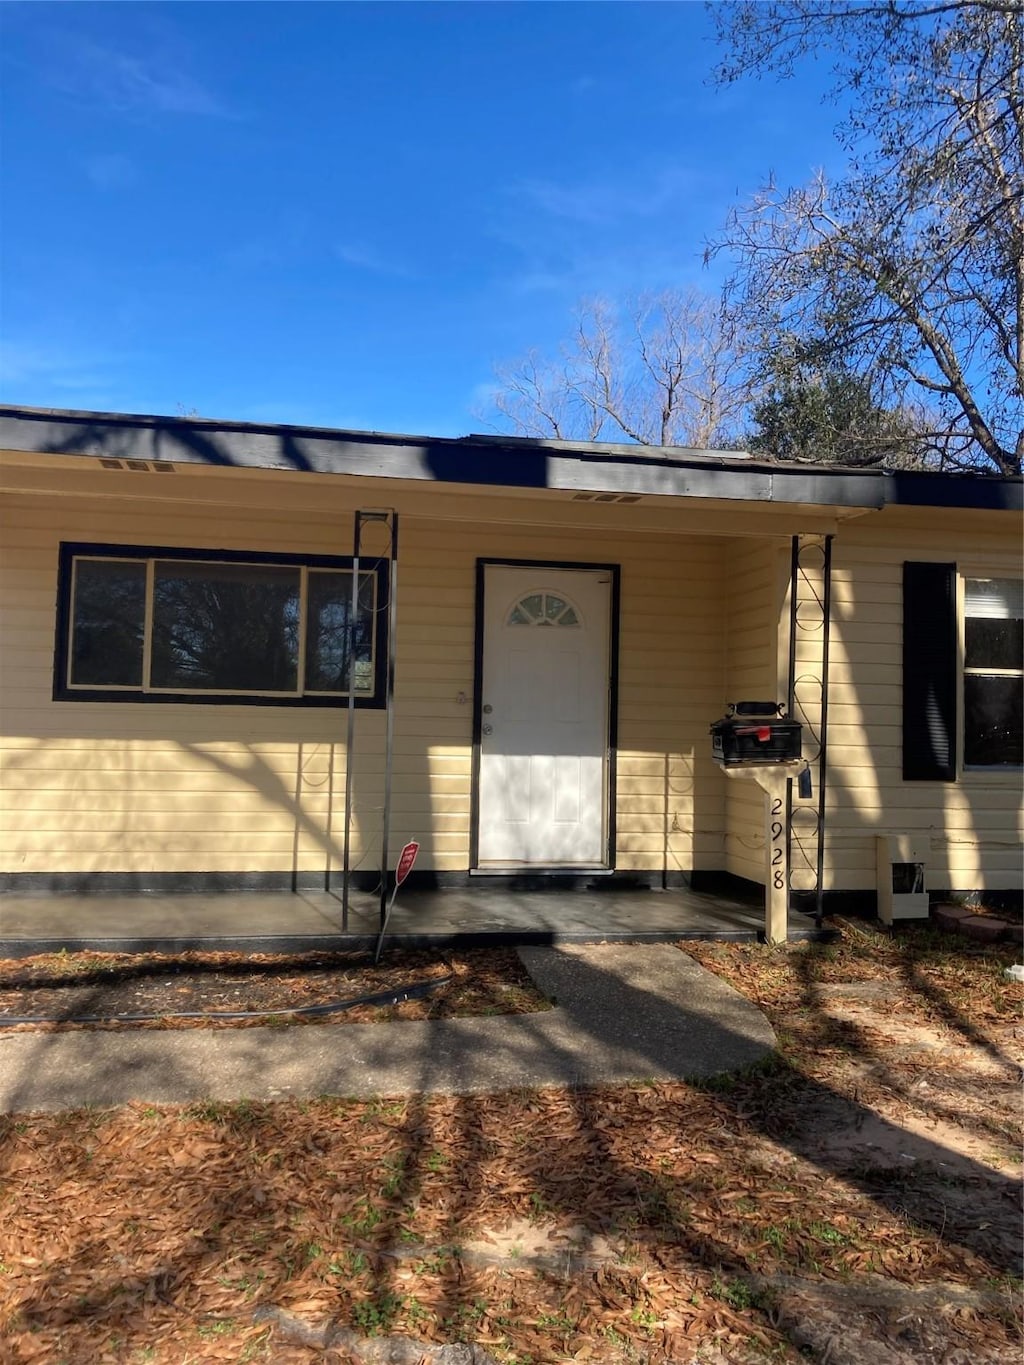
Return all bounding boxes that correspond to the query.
[477,564,612,866]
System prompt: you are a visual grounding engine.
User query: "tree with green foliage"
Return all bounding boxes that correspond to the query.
[748,350,929,467]
[709,0,1023,476]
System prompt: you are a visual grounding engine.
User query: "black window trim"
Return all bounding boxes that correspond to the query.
[961,571,1024,773]
[53,541,389,708]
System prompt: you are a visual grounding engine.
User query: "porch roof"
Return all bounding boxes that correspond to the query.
[1,404,1020,514]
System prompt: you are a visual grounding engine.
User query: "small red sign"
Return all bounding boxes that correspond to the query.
[395,841,419,887]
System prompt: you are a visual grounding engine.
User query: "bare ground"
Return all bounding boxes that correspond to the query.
[0,947,551,1030]
[0,918,1021,1363]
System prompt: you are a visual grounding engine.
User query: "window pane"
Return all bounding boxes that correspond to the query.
[964,674,1023,766]
[151,561,300,692]
[965,578,1024,620]
[71,559,146,686]
[965,618,1024,671]
[305,570,376,694]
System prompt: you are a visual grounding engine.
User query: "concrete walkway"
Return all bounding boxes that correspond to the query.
[0,943,776,1113]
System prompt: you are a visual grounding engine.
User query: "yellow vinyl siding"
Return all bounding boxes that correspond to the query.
[1,486,727,880]
[817,508,1023,893]
[722,540,784,884]
[3,477,1018,895]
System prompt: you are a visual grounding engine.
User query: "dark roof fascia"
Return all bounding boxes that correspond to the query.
[0,405,1020,513]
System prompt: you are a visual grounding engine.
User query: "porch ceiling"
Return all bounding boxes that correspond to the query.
[0,449,859,538]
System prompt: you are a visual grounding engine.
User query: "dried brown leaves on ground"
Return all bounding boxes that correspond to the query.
[0,948,550,1030]
[1,921,1021,1364]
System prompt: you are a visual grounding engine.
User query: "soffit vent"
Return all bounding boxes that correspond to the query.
[572,492,642,504]
[97,458,176,473]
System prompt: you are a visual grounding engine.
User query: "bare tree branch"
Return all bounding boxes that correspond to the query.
[488,291,750,451]
[709,0,1023,474]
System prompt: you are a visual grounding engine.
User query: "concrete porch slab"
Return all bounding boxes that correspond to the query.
[0,886,822,957]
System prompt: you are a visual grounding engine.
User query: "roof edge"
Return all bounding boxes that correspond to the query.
[0,404,1020,513]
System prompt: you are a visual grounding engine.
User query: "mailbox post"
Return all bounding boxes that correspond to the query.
[710,703,806,946]
[722,762,806,944]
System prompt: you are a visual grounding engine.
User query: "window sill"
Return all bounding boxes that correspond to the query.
[53,688,382,709]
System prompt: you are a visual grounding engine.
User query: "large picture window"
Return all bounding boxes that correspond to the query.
[963,577,1023,767]
[55,543,386,706]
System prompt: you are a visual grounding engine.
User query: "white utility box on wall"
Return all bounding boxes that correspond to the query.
[876,834,930,924]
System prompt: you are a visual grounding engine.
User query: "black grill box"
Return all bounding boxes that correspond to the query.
[711,701,803,766]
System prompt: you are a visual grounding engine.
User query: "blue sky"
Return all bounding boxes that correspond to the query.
[1,2,844,437]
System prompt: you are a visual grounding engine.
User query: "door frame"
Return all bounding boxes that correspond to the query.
[470,557,621,871]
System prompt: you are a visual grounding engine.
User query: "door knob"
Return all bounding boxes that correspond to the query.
[482,723,493,736]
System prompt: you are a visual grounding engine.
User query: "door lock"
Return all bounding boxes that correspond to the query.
[483,704,493,714]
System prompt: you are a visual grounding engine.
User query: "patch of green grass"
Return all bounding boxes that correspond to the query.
[709,1275,776,1313]
[196,1317,236,1339]
[359,1098,406,1122]
[380,1154,407,1197]
[216,1269,266,1297]
[328,1249,369,1276]
[527,1190,551,1220]
[48,949,100,977]
[342,1197,385,1235]
[630,1303,659,1331]
[185,1097,261,1127]
[403,1295,431,1326]
[808,1220,850,1245]
[444,1297,489,1339]
[687,1053,790,1093]
[537,1310,577,1332]
[414,1246,458,1274]
[351,1291,405,1336]
[601,1325,628,1346]
[238,1333,273,1363]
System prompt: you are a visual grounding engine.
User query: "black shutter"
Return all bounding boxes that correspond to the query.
[903,562,957,781]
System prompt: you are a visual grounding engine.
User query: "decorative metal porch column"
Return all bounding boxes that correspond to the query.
[337,509,399,931]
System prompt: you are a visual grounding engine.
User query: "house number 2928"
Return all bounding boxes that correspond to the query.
[770,797,785,890]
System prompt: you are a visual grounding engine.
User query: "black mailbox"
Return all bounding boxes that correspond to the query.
[711,701,802,766]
